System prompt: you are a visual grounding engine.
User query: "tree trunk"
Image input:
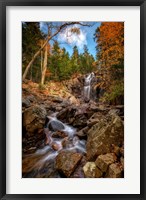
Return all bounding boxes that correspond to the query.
[22,48,43,81]
[22,22,90,81]
[41,45,47,85]
[41,40,43,73]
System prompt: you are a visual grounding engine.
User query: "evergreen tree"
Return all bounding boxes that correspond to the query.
[22,22,44,81]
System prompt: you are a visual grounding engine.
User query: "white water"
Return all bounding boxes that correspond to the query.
[48,116,76,137]
[23,115,86,177]
[84,72,94,101]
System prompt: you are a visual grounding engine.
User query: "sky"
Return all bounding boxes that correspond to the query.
[40,22,101,59]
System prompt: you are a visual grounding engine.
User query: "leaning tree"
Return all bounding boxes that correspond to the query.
[22,22,91,84]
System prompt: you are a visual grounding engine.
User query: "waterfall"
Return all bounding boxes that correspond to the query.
[83,72,94,102]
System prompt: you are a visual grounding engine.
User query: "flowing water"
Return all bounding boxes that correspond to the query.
[23,73,96,178]
[83,72,94,101]
[22,115,86,178]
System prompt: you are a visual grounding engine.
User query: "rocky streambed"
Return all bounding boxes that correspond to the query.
[22,73,124,178]
[22,90,124,178]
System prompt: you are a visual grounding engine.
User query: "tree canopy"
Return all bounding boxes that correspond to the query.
[94,22,124,104]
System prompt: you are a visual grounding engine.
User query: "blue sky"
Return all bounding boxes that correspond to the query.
[40,22,101,59]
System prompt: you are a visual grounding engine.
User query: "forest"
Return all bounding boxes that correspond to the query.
[22,22,124,178]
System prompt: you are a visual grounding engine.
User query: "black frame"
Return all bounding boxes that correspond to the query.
[0,0,145,199]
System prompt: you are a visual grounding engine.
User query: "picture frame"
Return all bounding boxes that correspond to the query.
[0,0,145,199]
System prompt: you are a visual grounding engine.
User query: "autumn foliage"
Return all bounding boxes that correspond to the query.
[95,22,124,104]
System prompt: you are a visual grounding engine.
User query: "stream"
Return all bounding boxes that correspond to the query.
[22,73,94,178]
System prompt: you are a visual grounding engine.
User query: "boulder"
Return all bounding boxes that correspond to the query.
[95,153,117,172]
[48,120,64,131]
[55,151,82,177]
[86,114,124,160]
[70,157,87,178]
[83,162,103,178]
[105,163,123,178]
[23,105,47,134]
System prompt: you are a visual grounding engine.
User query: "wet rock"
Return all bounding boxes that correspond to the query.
[86,114,124,160]
[83,162,103,178]
[61,137,74,149]
[35,161,61,178]
[48,120,64,131]
[51,142,62,151]
[55,151,82,177]
[23,105,47,134]
[52,131,68,138]
[95,153,117,172]
[105,163,123,178]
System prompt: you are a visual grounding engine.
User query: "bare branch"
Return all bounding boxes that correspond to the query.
[22,22,91,81]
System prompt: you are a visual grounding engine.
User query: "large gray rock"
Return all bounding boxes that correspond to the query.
[86,114,124,161]
[48,120,64,131]
[23,105,47,134]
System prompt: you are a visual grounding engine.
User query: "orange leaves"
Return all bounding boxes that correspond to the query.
[95,22,124,90]
[96,22,124,67]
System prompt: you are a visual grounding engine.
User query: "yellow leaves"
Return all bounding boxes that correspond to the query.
[70,27,80,35]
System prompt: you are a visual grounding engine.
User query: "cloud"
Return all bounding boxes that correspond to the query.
[58,25,87,49]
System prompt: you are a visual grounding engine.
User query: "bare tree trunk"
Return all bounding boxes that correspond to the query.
[22,48,43,81]
[41,45,47,85]
[41,40,43,73]
[22,22,90,81]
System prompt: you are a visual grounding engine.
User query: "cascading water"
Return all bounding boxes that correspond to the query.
[22,114,86,178]
[83,72,94,102]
